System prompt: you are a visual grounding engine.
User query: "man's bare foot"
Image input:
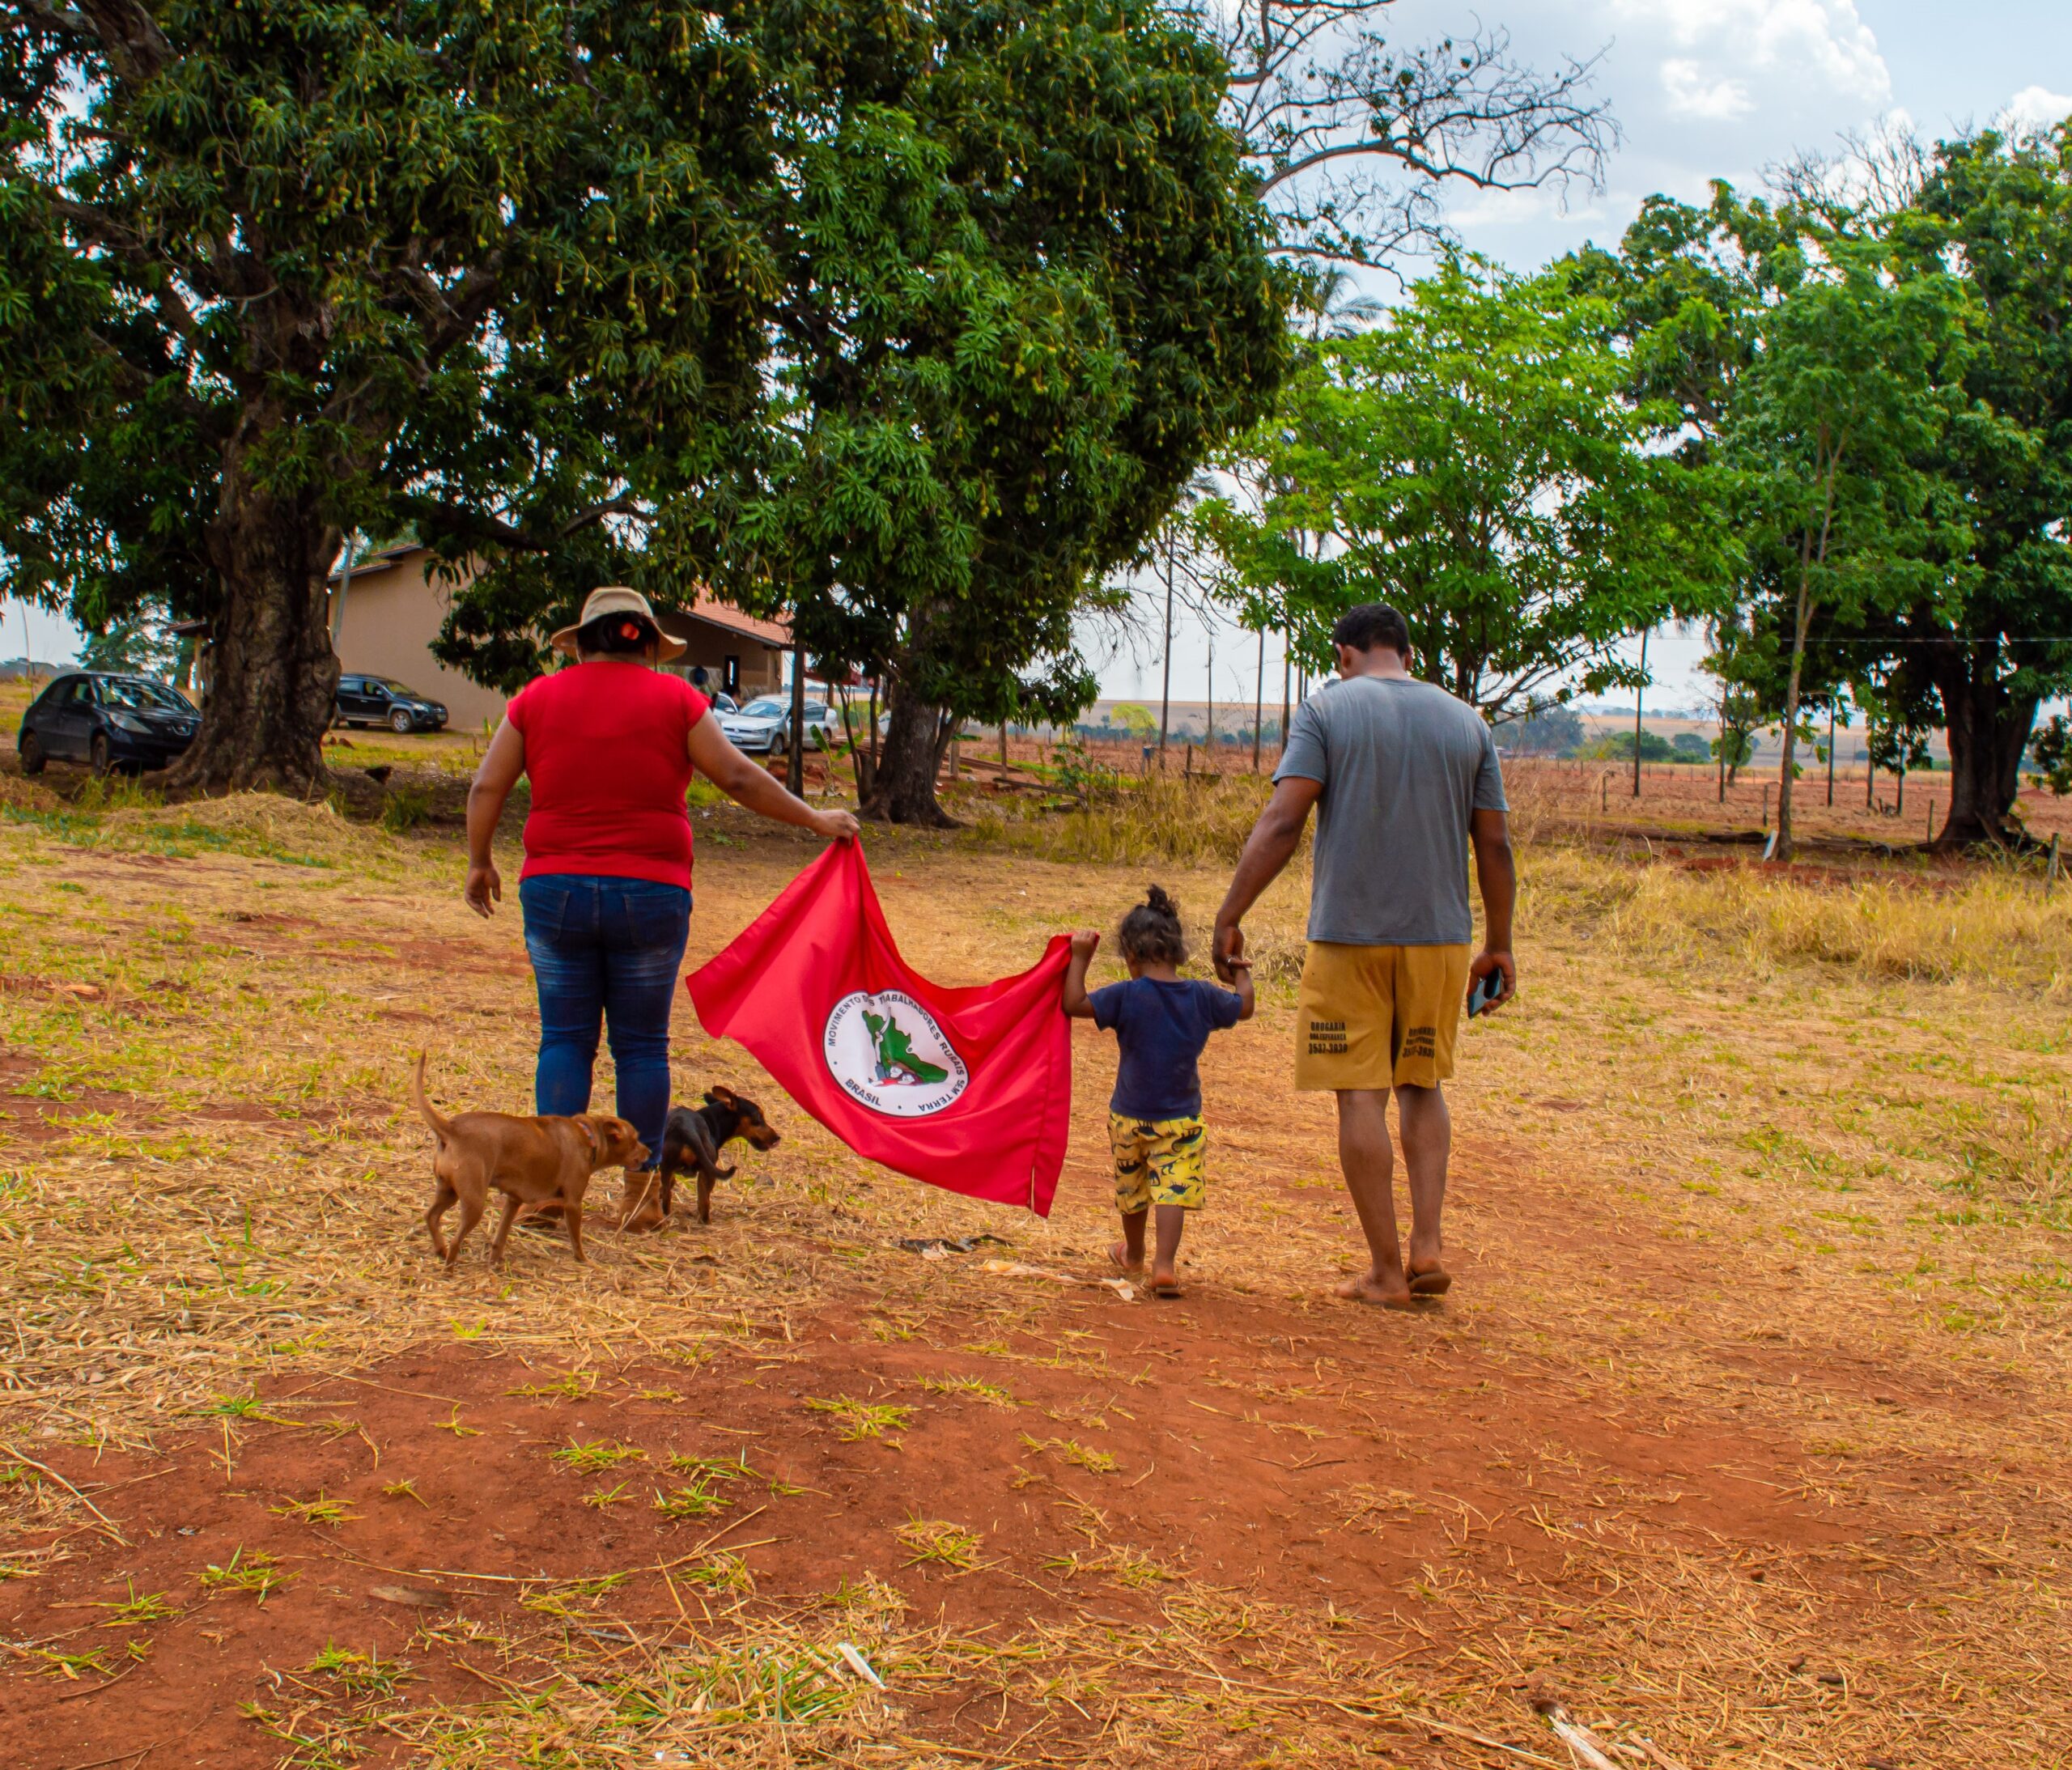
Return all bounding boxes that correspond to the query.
[1335,1271,1421,1310]
[1110,1242,1145,1276]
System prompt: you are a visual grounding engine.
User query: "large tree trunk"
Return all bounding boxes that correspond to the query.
[168,443,339,795]
[1934,647,2038,848]
[861,692,956,826]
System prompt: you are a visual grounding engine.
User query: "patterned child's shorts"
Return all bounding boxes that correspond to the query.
[1108,1114,1208,1212]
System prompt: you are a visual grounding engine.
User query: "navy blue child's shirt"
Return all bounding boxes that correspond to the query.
[1088,976,1245,1121]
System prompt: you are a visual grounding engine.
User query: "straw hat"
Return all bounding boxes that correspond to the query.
[548,586,686,662]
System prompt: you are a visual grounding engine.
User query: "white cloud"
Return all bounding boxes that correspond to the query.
[1614,0,1891,104]
[2004,85,2072,138]
[1660,58,1754,121]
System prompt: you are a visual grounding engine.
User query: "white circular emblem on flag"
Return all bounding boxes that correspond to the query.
[823,989,970,1118]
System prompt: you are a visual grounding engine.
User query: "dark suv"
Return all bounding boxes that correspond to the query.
[17,673,201,775]
[335,674,448,732]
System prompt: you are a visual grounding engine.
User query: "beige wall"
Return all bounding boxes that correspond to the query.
[330,556,508,731]
[329,558,791,724]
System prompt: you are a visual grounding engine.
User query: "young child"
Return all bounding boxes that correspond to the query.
[1062,885,1253,1297]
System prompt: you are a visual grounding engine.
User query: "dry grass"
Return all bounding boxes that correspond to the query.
[1527,843,2072,992]
[3,786,2071,1767]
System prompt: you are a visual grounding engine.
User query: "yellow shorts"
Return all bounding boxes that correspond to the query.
[1109,1114,1208,1212]
[1293,942,1469,1092]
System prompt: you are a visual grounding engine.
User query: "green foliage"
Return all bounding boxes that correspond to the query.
[1671,732,1710,760]
[76,609,179,678]
[1873,126,2072,840]
[1505,705,1585,756]
[1203,255,1734,717]
[696,0,1289,818]
[1582,730,1675,762]
[1721,230,1975,851]
[2028,715,2072,797]
[378,786,434,836]
[2,2,1280,798]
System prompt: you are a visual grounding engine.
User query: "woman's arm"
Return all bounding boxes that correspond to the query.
[687,715,860,840]
[465,718,527,918]
[1061,931,1100,1019]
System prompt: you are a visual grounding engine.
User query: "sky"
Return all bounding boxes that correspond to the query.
[10,3,2070,715]
[1094,0,2072,715]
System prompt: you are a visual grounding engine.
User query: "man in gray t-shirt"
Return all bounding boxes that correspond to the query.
[1212,603,1517,1310]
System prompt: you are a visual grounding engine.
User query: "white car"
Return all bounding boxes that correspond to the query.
[718,695,842,755]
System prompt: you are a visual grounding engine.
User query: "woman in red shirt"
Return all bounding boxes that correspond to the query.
[463,588,857,1219]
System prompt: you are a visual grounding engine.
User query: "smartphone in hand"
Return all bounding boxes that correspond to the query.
[1467,969,1506,1018]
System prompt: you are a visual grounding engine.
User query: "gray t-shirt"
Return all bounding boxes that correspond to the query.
[1273,675,1507,946]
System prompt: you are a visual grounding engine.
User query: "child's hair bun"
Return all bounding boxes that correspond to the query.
[1119,882,1187,966]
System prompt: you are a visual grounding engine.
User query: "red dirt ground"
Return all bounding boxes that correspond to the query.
[0,1233,1898,1768]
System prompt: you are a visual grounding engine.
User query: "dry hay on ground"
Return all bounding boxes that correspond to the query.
[0,794,2068,1768]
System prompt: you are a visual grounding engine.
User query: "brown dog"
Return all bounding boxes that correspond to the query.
[618,1087,782,1229]
[411,1053,647,1267]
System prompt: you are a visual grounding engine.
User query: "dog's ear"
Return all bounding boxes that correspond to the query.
[706,1086,737,1107]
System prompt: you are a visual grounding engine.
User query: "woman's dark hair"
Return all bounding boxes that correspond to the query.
[1118,884,1187,966]
[575,612,661,657]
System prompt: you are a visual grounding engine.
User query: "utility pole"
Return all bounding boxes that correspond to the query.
[1157,532,1174,763]
[1632,628,1648,798]
[1251,626,1265,772]
[786,635,807,794]
[1280,644,1292,766]
[1825,703,1836,807]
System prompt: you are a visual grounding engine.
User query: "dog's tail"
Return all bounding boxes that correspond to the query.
[410,1051,456,1144]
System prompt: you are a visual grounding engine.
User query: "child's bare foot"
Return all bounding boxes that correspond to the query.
[1110,1242,1145,1276]
[1335,1270,1421,1310]
[1150,1267,1182,1298]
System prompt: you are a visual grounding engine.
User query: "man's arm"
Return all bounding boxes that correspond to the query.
[1467,805,1517,1008]
[464,718,526,918]
[688,715,860,839]
[1061,931,1100,1019]
[1212,776,1323,983]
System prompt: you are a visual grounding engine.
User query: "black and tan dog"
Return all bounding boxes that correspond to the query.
[620,1087,781,1229]
[411,1054,648,1267]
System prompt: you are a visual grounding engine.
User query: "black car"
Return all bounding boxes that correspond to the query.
[335,674,448,732]
[17,672,201,775]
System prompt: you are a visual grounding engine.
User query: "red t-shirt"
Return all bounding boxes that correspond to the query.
[506,662,711,889]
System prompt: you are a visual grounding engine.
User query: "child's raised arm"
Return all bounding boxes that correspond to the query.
[1226,955,1255,1022]
[1061,930,1101,1019]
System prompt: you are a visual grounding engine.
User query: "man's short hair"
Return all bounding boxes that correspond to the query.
[1331,603,1413,658]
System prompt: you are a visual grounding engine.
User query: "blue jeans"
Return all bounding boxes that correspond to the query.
[519,875,692,1169]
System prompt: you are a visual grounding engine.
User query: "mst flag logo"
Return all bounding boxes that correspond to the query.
[823,990,970,1118]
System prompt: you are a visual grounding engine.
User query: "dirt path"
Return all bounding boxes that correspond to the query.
[2,803,2068,1767]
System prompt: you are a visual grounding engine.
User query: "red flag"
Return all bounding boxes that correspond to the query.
[686,842,1072,1215]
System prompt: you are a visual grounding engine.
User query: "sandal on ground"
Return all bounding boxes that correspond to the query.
[1405,1261,1452,1297]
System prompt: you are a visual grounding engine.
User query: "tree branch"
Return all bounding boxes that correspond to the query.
[72,0,171,81]
[8,1,96,40]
